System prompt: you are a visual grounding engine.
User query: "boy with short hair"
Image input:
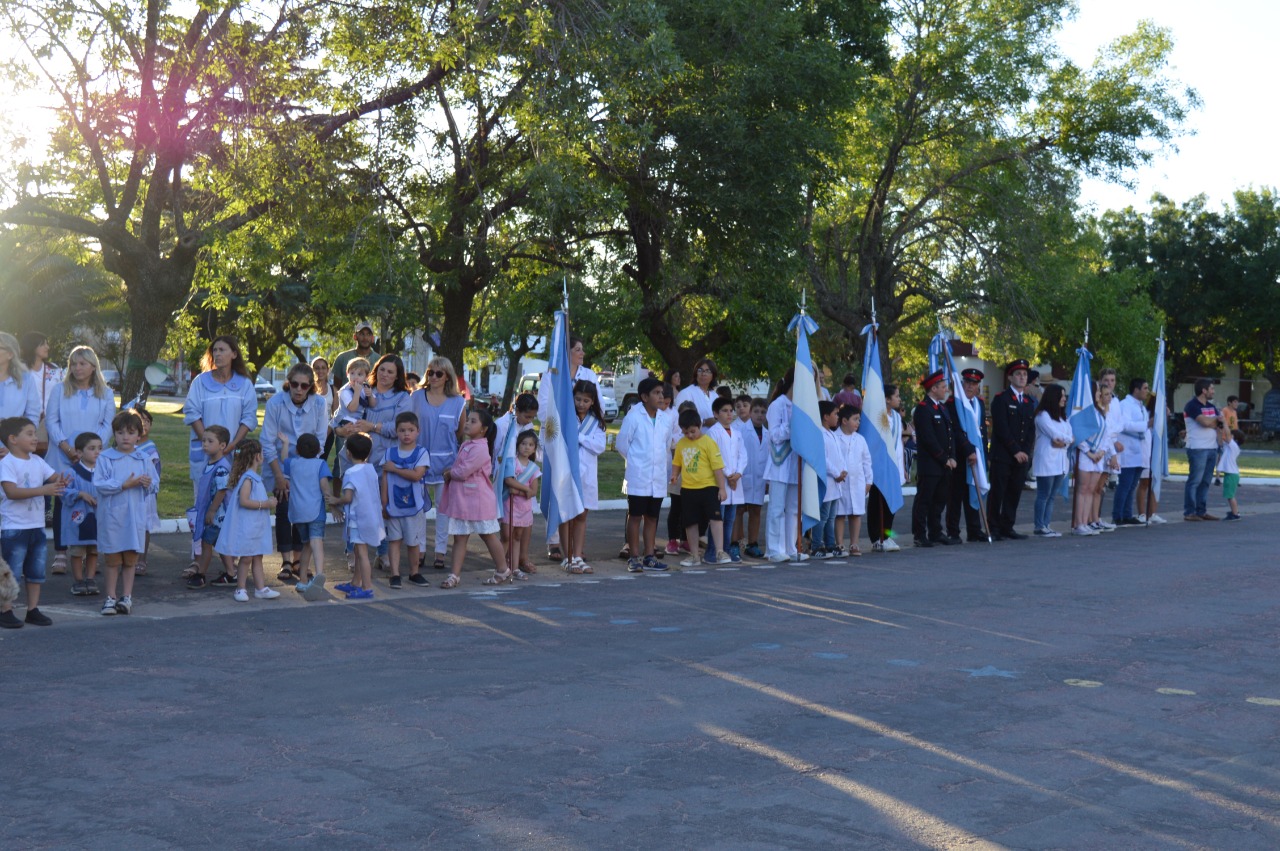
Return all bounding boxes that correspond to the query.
[734,397,770,558]
[1221,428,1244,521]
[188,425,235,589]
[381,412,430,589]
[289,432,333,595]
[63,431,103,596]
[706,396,747,563]
[0,416,70,627]
[327,433,384,600]
[814,400,843,559]
[617,378,676,573]
[94,409,159,616]
[670,408,727,568]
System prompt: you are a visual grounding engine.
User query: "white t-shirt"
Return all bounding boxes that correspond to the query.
[0,453,55,529]
[1219,440,1240,475]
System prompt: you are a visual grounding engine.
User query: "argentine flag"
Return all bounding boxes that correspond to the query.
[859,322,904,513]
[1150,337,1169,502]
[1067,345,1103,450]
[788,312,826,533]
[538,310,584,530]
[931,328,989,510]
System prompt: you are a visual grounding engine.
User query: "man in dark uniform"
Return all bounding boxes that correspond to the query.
[989,359,1037,539]
[912,370,960,547]
[946,368,988,543]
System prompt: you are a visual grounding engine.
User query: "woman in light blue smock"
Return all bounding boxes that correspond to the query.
[261,363,329,575]
[0,333,42,443]
[410,355,467,567]
[46,345,115,556]
[182,336,258,486]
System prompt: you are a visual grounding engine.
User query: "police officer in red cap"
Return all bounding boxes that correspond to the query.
[989,359,1036,539]
[946,368,988,542]
[912,369,960,547]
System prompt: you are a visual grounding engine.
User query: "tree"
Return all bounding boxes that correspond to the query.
[0,0,485,399]
[560,0,888,380]
[803,0,1196,378]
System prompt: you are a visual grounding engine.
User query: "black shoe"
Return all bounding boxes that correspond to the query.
[0,610,23,629]
[186,573,207,589]
[930,537,953,546]
[407,573,429,586]
[389,575,402,590]
[1003,530,1027,540]
[210,572,236,587]
[946,535,963,545]
[24,608,52,626]
[913,538,934,548]
[1119,517,1144,526]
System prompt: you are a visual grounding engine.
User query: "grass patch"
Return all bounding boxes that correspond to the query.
[1168,451,1280,478]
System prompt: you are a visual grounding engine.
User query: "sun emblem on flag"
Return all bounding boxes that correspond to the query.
[543,414,560,441]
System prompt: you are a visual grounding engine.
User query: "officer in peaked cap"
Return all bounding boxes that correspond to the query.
[988,359,1036,539]
[912,370,962,548]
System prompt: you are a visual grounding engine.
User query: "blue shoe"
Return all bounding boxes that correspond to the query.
[628,557,645,573]
[643,557,669,572]
[744,543,764,559]
[346,587,374,600]
[729,545,742,564]
[334,582,355,593]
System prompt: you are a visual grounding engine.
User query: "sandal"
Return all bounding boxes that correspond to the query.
[277,564,300,583]
[849,547,863,557]
[565,560,585,575]
[520,562,538,574]
[548,545,564,561]
[432,557,447,571]
[513,569,531,581]
[182,562,200,578]
[483,570,514,585]
[440,574,460,589]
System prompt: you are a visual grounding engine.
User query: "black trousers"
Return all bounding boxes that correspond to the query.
[912,469,951,541]
[946,467,985,539]
[988,458,1028,535]
[866,486,896,543]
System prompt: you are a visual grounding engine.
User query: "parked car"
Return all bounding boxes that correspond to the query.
[150,375,178,396]
[101,369,122,391]
[600,392,619,422]
[517,372,617,422]
[254,376,277,401]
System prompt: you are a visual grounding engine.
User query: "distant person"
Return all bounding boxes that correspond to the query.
[0,415,69,628]
[1182,378,1222,522]
[330,320,379,389]
[832,373,862,409]
[1220,429,1243,521]
[182,336,257,497]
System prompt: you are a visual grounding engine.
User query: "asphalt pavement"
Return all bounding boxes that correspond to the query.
[4,483,1279,849]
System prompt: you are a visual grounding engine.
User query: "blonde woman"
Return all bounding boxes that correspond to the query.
[0,332,42,458]
[46,345,116,571]
[410,356,467,570]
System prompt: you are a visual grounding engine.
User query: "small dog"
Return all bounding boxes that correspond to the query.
[0,555,19,607]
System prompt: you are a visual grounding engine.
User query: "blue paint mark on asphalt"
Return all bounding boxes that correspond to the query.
[753,643,782,650]
[959,666,1020,679]
[502,600,529,606]
[610,619,638,625]
[650,627,682,633]
[536,606,564,612]
[812,652,849,660]
[569,611,597,618]
[887,659,921,667]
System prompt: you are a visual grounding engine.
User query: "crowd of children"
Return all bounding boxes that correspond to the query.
[0,328,1256,629]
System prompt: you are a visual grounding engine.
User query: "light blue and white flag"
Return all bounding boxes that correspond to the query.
[492,413,520,521]
[788,312,827,533]
[931,327,989,510]
[1150,336,1169,502]
[859,321,905,514]
[538,310,584,530]
[1067,345,1103,451]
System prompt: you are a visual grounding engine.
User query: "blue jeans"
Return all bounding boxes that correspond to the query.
[1033,474,1063,530]
[705,504,736,560]
[1,528,48,584]
[1184,448,1215,516]
[818,500,838,549]
[1112,466,1142,522]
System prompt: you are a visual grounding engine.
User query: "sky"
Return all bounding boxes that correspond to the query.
[0,1,1274,216]
[1059,0,1280,213]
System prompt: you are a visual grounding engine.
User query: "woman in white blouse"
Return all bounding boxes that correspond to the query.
[1031,384,1072,537]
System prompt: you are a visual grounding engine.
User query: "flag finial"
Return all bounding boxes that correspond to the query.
[1084,317,1090,346]
[562,276,569,312]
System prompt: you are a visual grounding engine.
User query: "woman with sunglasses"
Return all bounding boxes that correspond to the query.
[675,358,719,428]
[261,363,330,580]
[411,357,468,570]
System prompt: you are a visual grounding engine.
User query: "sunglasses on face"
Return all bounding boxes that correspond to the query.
[428,370,446,379]
[289,381,312,390]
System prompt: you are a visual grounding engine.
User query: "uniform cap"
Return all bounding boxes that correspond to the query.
[1005,359,1030,375]
[961,368,984,383]
[920,369,947,390]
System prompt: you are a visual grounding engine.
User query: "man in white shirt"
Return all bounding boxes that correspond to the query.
[1182,379,1223,521]
[1112,377,1150,525]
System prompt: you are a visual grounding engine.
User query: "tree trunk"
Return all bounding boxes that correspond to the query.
[109,239,199,402]
[436,283,476,373]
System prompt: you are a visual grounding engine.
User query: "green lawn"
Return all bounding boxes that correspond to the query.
[1168,450,1280,479]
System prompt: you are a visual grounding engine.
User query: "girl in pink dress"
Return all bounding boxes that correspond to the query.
[439,407,510,587]
[501,430,541,579]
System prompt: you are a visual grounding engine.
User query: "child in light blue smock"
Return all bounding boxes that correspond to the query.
[62,431,103,596]
[289,433,333,594]
[93,410,160,617]
[216,439,280,602]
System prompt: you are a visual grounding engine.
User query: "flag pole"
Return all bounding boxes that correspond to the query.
[1070,320,1088,529]
[795,288,807,559]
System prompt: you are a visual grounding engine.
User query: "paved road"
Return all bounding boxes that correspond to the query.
[5,485,1280,848]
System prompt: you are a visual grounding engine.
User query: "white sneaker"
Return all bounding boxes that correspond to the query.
[715,553,733,565]
[767,554,789,563]
[679,557,703,567]
[115,595,132,615]
[792,552,810,562]
[254,587,280,599]
[1095,520,1117,531]
[1147,514,1167,525]
[881,538,901,552]
[101,596,118,616]
[1136,514,1147,524]
[1043,528,1062,538]
[233,588,249,602]
[871,541,884,552]
[1072,525,1098,537]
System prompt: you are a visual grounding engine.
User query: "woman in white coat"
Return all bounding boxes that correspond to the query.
[1031,385,1072,536]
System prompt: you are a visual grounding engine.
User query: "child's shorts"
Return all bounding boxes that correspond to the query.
[1223,473,1240,500]
[201,523,221,545]
[680,487,722,528]
[627,494,664,519]
[292,517,327,541]
[68,545,97,558]
[386,514,427,547]
[1,528,47,584]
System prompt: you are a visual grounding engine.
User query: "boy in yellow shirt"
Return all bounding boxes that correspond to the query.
[670,409,728,567]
